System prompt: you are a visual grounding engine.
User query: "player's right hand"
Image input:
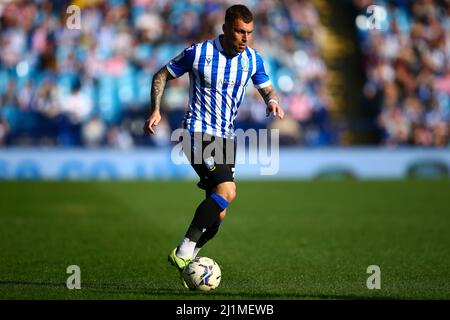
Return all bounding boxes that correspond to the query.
[143,110,161,135]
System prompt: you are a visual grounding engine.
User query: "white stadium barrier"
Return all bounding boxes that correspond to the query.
[0,147,449,180]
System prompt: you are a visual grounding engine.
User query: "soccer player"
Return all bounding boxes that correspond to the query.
[143,4,284,287]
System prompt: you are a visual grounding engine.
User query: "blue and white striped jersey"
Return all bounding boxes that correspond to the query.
[166,35,272,139]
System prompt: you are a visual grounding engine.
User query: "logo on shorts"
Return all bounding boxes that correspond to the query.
[204,157,216,172]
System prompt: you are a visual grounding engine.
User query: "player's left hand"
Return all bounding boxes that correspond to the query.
[266,101,285,119]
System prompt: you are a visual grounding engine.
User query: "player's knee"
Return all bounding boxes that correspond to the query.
[223,183,236,203]
[225,187,236,203]
[214,182,236,203]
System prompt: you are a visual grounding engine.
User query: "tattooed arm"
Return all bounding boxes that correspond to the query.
[257,85,285,119]
[150,67,174,113]
[144,67,175,134]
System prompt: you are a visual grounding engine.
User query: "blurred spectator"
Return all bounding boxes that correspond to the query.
[0,117,9,145]
[60,80,93,125]
[161,77,189,131]
[33,79,59,117]
[354,0,450,147]
[268,115,303,145]
[107,125,134,150]
[0,0,331,147]
[82,116,106,147]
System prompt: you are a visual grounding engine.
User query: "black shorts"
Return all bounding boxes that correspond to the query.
[181,132,236,194]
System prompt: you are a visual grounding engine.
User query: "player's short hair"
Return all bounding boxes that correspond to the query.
[225,4,253,25]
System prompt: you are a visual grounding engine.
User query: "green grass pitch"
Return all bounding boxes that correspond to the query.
[0,180,449,300]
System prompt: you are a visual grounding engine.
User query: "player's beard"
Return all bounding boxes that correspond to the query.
[223,35,245,54]
[235,42,246,53]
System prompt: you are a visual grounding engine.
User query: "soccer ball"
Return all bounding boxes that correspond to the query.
[182,256,221,291]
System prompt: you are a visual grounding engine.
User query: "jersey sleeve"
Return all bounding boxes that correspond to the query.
[166,44,196,78]
[252,51,272,89]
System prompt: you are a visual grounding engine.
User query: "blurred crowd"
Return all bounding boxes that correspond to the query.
[354,0,450,147]
[0,0,332,148]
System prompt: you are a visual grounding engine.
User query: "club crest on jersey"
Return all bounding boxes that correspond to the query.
[241,58,249,72]
[204,157,216,171]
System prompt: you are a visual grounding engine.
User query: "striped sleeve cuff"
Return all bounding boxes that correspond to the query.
[254,80,272,89]
[166,65,178,78]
